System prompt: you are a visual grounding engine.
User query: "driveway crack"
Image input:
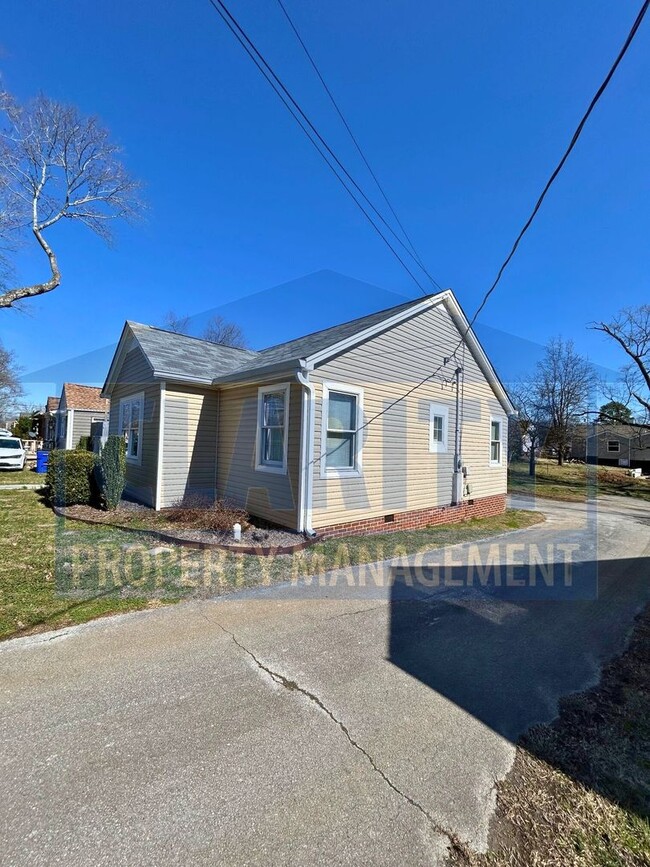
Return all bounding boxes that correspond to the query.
[204,612,471,861]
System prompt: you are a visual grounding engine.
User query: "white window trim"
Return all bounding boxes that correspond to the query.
[320,382,364,480]
[607,440,620,453]
[120,392,144,466]
[429,403,449,453]
[255,383,291,475]
[489,415,504,467]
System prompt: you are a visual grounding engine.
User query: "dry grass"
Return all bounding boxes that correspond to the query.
[458,606,650,866]
[509,460,650,503]
[2,491,543,641]
[162,494,251,532]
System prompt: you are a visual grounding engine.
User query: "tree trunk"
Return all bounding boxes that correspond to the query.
[529,449,536,477]
[558,450,564,466]
[0,228,61,309]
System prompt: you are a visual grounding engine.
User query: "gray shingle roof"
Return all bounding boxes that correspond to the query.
[127,294,436,385]
[229,296,428,376]
[128,322,259,382]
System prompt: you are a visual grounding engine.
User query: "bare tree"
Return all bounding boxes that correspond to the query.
[0,88,141,308]
[162,311,191,334]
[509,380,551,476]
[161,311,247,348]
[0,341,23,423]
[530,338,596,466]
[592,305,650,423]
[201,315,247,348]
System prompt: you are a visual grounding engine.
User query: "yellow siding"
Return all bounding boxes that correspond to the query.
[161,385,218,508]
[107,346,159,507]
[310,305,508,528]
[217,381,302,528]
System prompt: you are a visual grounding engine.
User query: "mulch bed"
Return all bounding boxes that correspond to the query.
[55,502,314,556]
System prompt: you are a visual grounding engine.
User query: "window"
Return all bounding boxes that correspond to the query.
[429,403,449,453]
[256,384,290,474]
[120,393,144,463]
[607,440,620,453]
[321,383,363,477]
[490,417,502,466]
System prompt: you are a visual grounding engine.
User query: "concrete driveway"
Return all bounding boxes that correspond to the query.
[2,496,649,865]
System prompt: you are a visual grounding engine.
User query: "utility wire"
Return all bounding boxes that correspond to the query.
[274,0,443,293]
[306,0,650,468]
[206,0,433,295]
[207,0,648,468]
[469,0,650,328]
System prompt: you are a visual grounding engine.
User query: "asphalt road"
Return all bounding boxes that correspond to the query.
[2,495,649,866]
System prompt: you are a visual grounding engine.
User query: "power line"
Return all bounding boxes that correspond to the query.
[274,0,443,293]
[206,0,433,295]
[307,0,650,468]
[470,0,650,328]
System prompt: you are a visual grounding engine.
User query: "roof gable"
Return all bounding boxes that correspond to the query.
[102,290,514,414]
[62,383,109,412]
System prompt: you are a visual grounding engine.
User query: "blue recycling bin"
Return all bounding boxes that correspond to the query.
[36,449,49,474]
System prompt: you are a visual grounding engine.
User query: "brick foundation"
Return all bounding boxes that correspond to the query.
[316,493,507,540]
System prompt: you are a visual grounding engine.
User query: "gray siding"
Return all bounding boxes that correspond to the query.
[161,385,218,508]
[310,304,508,528]
[217,381,302,529]
[71,410,107,447]
[108,346,159,507]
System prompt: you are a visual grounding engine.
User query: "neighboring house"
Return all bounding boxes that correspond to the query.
[586,423,650,473]
[55,384,110,450]
[102,291,514,537]
[43,396,60,448]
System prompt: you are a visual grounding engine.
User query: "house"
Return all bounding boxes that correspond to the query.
[43,396,60,448]
[586,423,650,473]
[54,384,109,450]
[102,290,514,538]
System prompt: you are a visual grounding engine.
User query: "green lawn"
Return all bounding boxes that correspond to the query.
[0,489,543,641]
[0,465,45,486]
[509,459,650,502]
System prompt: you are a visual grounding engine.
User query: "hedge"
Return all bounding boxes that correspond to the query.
[46,450,97,506]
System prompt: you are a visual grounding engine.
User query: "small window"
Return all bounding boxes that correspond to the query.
[321,383,363,477]
[256,384,290,474]
[490,417,502,466]
[607,440,620,453]
[120,393,144,464]
[429,404,449,453]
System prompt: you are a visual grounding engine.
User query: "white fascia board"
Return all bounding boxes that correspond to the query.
[441,294,516,416]
[305,296,438,367]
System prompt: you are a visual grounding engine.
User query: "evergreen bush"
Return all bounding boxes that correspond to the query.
[46,450,97,506]
[97,435,126,511]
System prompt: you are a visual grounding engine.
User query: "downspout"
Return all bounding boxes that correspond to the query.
[297,364,317,538]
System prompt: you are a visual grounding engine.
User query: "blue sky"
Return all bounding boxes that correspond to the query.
[2,0,649,406]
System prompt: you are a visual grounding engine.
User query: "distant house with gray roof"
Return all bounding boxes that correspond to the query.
[102,291,514,537]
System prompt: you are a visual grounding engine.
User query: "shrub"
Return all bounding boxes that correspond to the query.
[163,493,250,532]
[97,435,126,511]
[46,449,97,506]
[76,435,93,452]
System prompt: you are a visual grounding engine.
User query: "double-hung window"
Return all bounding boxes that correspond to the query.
[120,393,144,463]
[429,403,449,453]
[607,440,620,453]
[256,384,290,473]
[490,417,503,466]
[322,383,363,477]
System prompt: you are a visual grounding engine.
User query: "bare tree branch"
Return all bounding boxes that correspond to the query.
[0,87,142,308]
[591,305,650,419]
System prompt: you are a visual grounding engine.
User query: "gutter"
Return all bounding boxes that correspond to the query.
[296,363,317,538]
